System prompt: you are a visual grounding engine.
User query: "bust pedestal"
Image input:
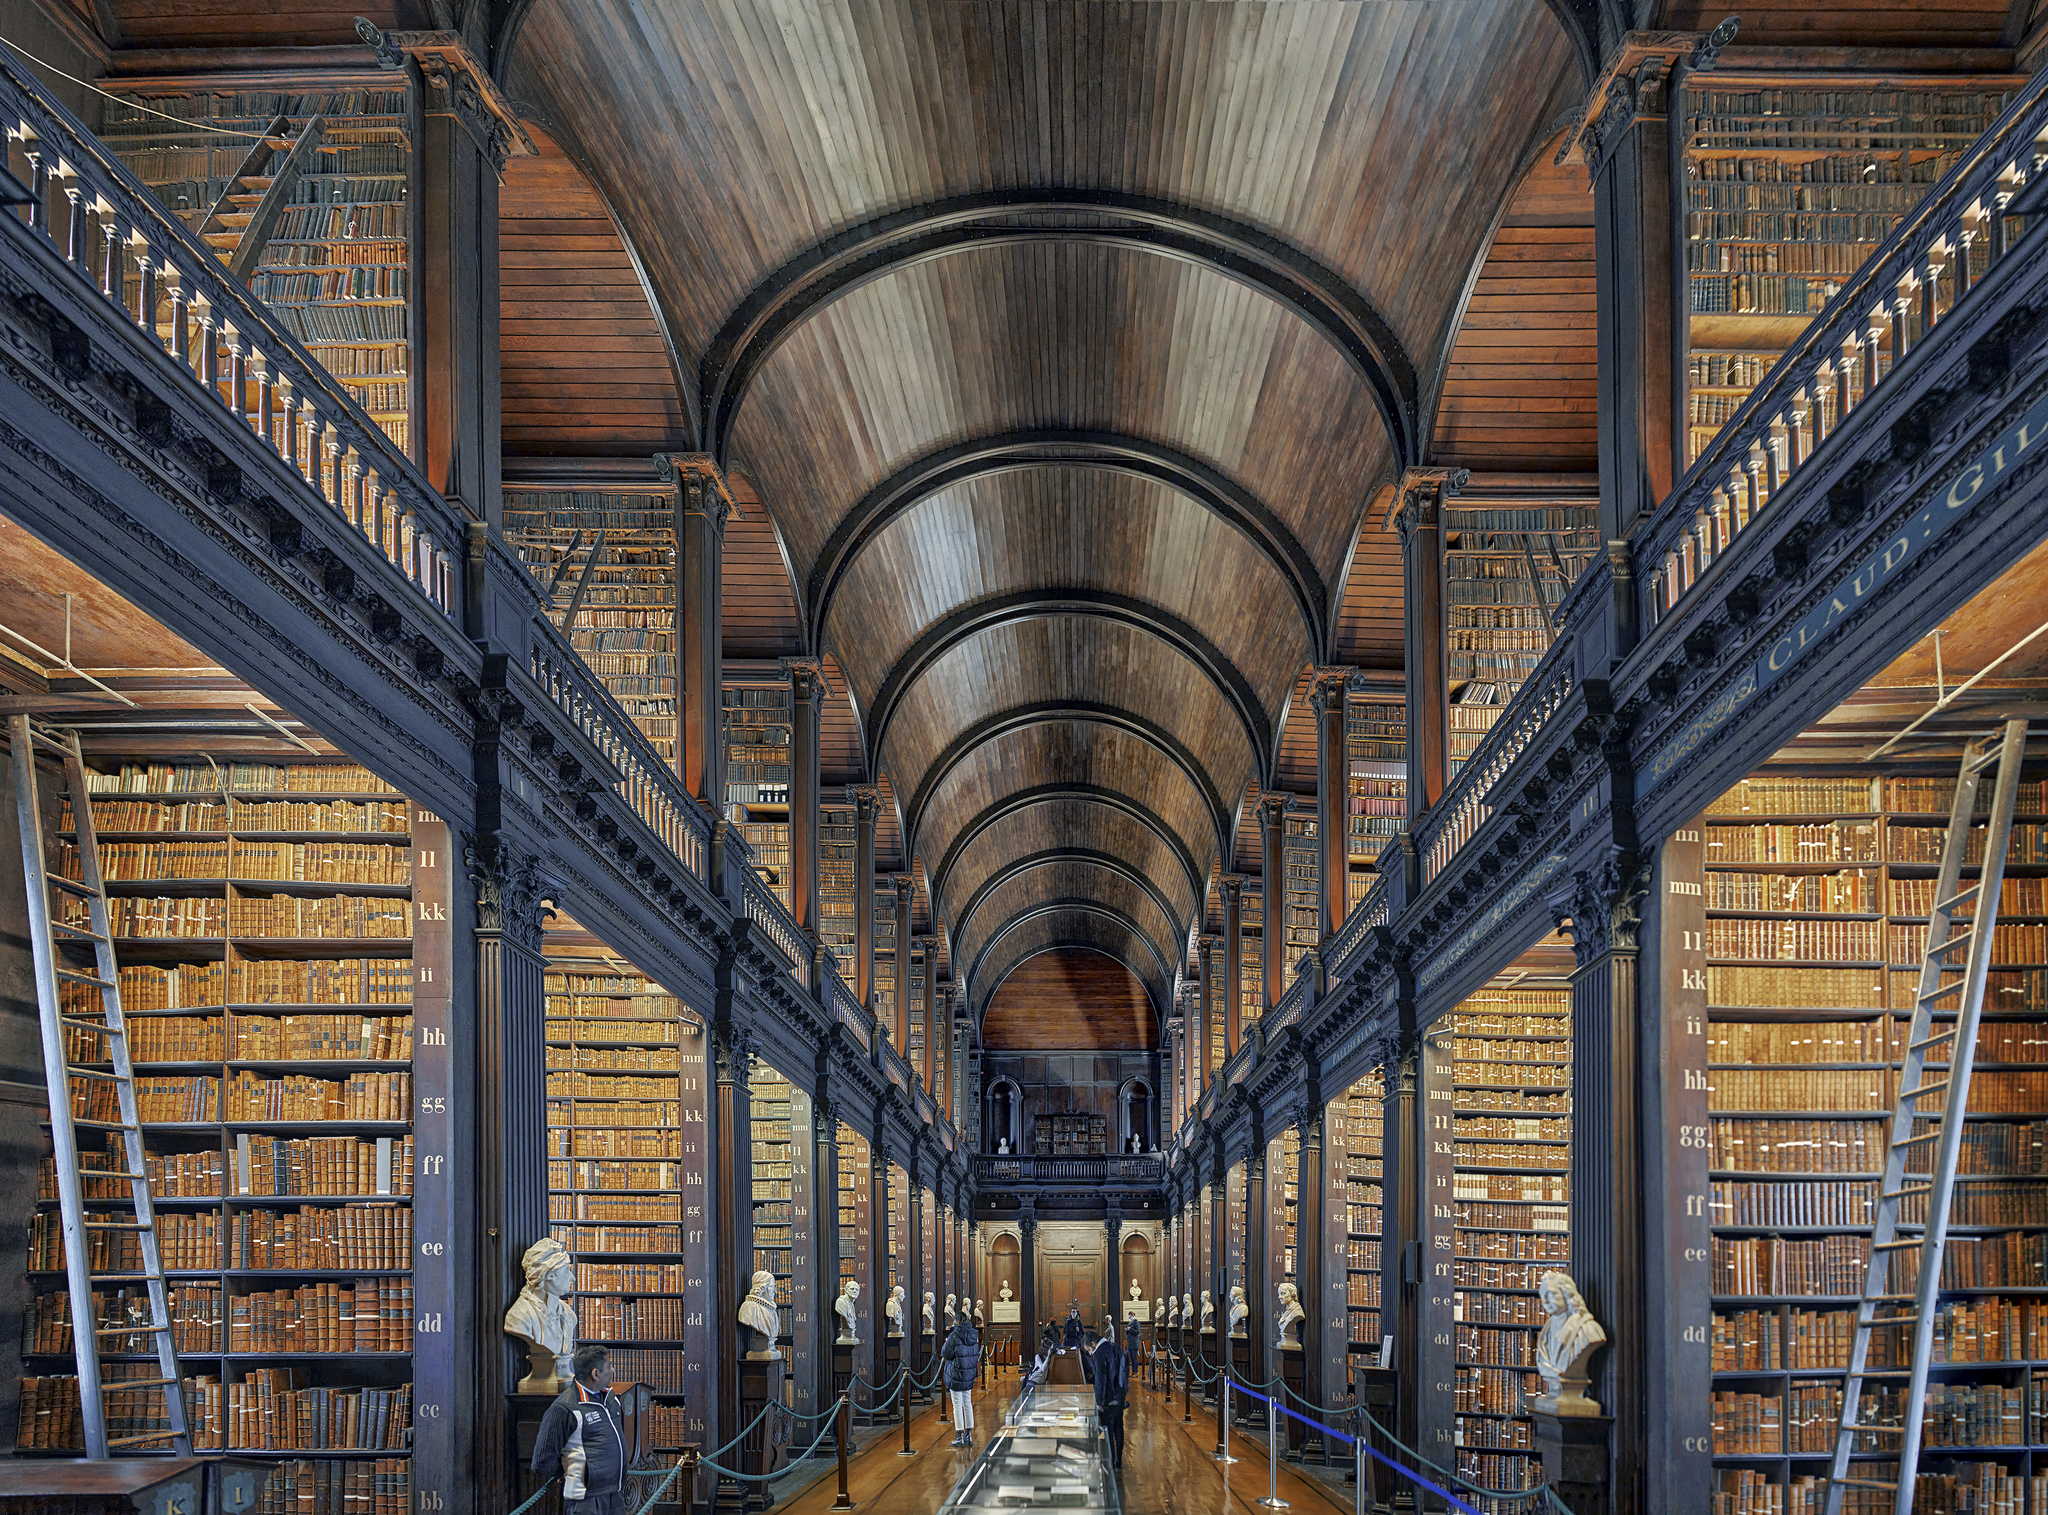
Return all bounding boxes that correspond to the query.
[1534,1409,1612,1515]
[882,1334,903,1417]
[1198,1330,1219,1404]
[917,1331,938,1402]
[1278,1346,1307,1456]
[1228,1332,1252,1417]
[738,1356,780,1509]
[831,1343,856,1440]
[507,1389,561,1512]
[1349,1367,1399,1496]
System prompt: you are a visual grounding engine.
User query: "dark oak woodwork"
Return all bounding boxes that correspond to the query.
[983,948,1158,1052]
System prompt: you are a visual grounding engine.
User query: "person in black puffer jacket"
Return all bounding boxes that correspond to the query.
[941,1317,981,1448]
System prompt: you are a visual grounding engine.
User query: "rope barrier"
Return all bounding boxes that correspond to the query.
[628,1460,686,1515]
[699,1397,846,1481]
[776,1398,844,1423]
[1353,1401,1572,1512]
[505,1477,558,1515]
[701,1402,777,1461]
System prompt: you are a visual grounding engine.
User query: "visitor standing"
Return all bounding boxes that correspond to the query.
[1086,1328,1129,1470]
[942,1313,981,1448]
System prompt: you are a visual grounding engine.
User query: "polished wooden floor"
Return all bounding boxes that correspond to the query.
[774,1372,1354,1515]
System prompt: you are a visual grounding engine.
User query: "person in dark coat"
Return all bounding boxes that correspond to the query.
[531,1345,629,1515]
[942,1316,982,1447]
[1086,1328,1129,1469]
[1063,1306,1082,1350]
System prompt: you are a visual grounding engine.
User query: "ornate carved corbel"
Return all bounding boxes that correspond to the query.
[465,838,547,953]
[1550,849,1652,966]
[355,20,536,169]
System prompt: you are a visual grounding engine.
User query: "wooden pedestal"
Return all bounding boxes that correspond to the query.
[738,1356,780,1510]
[1279,1346,1307,1456]
[1534,1410,1611,1515]
[1198,1330,1220,1403]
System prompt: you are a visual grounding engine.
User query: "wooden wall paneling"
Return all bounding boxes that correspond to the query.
[1331,483,1406,673]
[1659,0,2017,48]
[498,128,687,458]
[720,473,804,661]
[975,917,1162,1039]
[109,0,421,47]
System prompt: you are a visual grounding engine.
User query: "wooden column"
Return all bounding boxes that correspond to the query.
[675,460,731,805]
[1258,794,1287,1013]
[787,661,825,936]
[1020,1212,1039,1351]
[1295,1096,1331,1452]
[1311,671,1352,940]
[852,788,878,1010]
[1417,1028,1457,1471]
[907,1153,927,1381]
[1105,1212,1123,1333]
[1555,854,1653,1515]
[869,1137,892,1387]
[915,937,935,1094]
[708,1018,756,1508]
[1243,1138,1268,1394]
[1167,1016,1182,1136]
[408,34,505,529]
[1394,473,1454,819]
[809,1094,842,1434]
[892,876,913,1057]
[1208,1149,1228,1384]
[1220,880,1243,1058]
[464,842,546,1513]
[1375,1029,1420,1460]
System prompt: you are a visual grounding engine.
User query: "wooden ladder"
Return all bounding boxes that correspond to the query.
[196,112,327,282]
[1822,719,2029,1515]
[9,716,192,1459]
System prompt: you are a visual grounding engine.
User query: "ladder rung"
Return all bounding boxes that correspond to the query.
[43,872,95,895]
[70,1117,137,1131]
[1966,745,2003,773]
[1929,931,1974,954]
[106,1431,181,1447]
[1885,1185,1934,1199]
[1918,982,1967,1000]
[1873,1238,1923,1251]
[80,1219,152,1230]
[1908,1031,1956,1052]
[1834,1478,1900,1491]
[84,1274,160,1283]
[49,921,107,942]
[100,1378,177,1391]
[1869,1294,1919,1304]
[1893,1129,1944,1147]
[55,969,115,989]
[95,1324,170,1337]
[1838,1422,1906,1434]
[58,1017,122,1036]
[80,1169,146,1183]
[1901,1079,1950,1099]
[64,1067,122,1081]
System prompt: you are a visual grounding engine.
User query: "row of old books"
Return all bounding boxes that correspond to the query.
[32,1210,219,1271]
[229,1205,412,1271]
[552,1128,683,1160]
[1452,1038,1569,1064]
[236,1134,413,1198]
[226,1072,411,1122]
[225,896,413,939]
[576,1295,689,1337]
[549,1195,683,1223]
[1453,1173,1569,1202]
[1456,1115,1571,1141]
[229,958,412,1005]
[1458,1326,1534,1368]
[548,1070,677,1098]
[1454,1142,1570,1171]
[546,1098,681,1131]
[546,1042,681,1072]
[228,1280,414,1352]
[83,763,397,795]
[28,1286,221,1354]
[549,1160,681,1192]
[1456,1203,1570,1232]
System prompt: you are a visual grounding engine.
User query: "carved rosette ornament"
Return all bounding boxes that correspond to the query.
[1550,851,1653,966]
[465,840,546,954]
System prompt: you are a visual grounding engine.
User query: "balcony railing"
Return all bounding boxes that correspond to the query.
[1415,631,1577,887]
[526,619,709,885]
[1639,70,2048,630]
[825,962,873,1052]
[974,1155,1164,1186]
[741,867,808,985]
[1325,872,1390,975]
[0,43,460,617]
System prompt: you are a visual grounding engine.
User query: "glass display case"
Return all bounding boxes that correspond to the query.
[937,1389,1123,1513]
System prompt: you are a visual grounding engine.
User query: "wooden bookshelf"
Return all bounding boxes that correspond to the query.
[750,1065,797,1371]
[1696,769,2048,1511]
[1282,808,1319,968]
[724,683,792,810]
[544,956,690,1414]
[99,86,415,461]
[1240,895,1264,1034]
[874,886,898,1031]
[1347,693,1405,906]
[503,491,679,766]
[1034,1113,1108,1158]
[17,759,426,1499]
[819,804,856,972]
[1342,1075,1385,1383]
[1449,977,1573,1499]
[1681,80,2013,467]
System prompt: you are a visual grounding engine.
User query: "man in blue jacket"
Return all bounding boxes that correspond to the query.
[942,1314,982,1448]
[532,1345,629,1515]
[1086,1327,1129,1470]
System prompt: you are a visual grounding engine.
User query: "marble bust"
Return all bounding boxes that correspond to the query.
[1153,1297,1164,1328]
[739,1269,782,1358]
[1275,1282,1305,1350]
[1199,1290,1216,1332]
[1533,1271,1607,1416]
[886,1285,906,1336]
[999,1281,1014,1301]
[1129,1281,1143,1304]
[922,1291,936,1333]
[1226,1285,1248,1337]
[944,1292,958,1329]
[975,1297,986,1327]
[1164,1296,1179,1327]
[504,1238,578,1393]
[835,1279,861,1345]
[1182,1292,1194,1329]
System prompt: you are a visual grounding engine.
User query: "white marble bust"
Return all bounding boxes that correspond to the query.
[835,1279,862,1345]
[1275,1282,1305,1350]
[504,1238,578,1393]
[974,1297,986,1327]
[1129,1281,1143,1304]
[886,1284,906,1336]
[999,1281,1013,1301]
[739,1269,782,1358]
[1226,1285,1248,1337]
[1164,1296,1178,1327]
[944,1292,958,1328]
[1153,1297,1164,1327]
[996,1136,1011,1154]
[1199,1290,1216,1331]
[922,1290,936,1333]
[1182,1292,1194,1328]
[1533,1271,1607,1416]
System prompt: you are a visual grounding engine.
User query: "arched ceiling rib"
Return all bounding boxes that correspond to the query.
[957,869,1178,1005]
[938,805,1201,936]
[807,429,1326,657]
[983,948,1156,1053]
[699,192,1420,468]
[968,903,1171,1022]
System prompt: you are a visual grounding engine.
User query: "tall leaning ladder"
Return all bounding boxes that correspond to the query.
[1823,717,2029,1515]
[8,716,191,1458]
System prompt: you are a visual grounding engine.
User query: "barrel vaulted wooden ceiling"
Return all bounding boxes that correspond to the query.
[496,0,1584,1048]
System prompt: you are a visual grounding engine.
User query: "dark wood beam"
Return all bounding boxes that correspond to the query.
[699,190,1421,471]
[806,429,1326,660]
[864,588,1274,790]
[904,700,1232,876]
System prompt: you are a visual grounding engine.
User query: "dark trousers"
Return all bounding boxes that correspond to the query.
[1102,1403,1125,1467]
